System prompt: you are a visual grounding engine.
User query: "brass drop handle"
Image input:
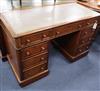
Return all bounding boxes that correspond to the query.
[26,51,30,56]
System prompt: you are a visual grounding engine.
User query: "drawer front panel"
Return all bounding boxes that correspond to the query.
[23,63,48,79]
[21,32,42,47]
[16,29,54,48]
[53,23,79,37]
[76,44,90,55]
[80,27,95,38]
[79,36,93,46]
[22,53,48,70]
[20,42,48,60]
[78,18,97,29]
[41,29,55,40]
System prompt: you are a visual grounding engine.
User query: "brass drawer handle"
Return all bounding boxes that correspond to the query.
[82,41,85,43]
[89,38,91,41]
[41,47,45,50]
[41,57,45,61]
[43,34,47,38]
[26,39,31,43]
[56,31,60,35]
[26,51,30,56]
[79,49,82,52]
[84,32,88,35]
[86,46,89,49]
[79,25,82,28]
[87,22,90,25]
[41,67,44,70]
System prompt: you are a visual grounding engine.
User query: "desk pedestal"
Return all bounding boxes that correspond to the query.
[52,23,97,62]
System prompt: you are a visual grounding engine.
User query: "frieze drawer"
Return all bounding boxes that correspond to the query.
[53,22,79,37]
[78,18,97,29]
[16,29,54,48]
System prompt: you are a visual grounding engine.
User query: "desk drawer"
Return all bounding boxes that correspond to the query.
[20,42,48,60]
[78,18,96,29]
[23,63,48,79]
[80,27,95,38]
[79,36,93,46]
[20,32,42,47]
[76,44,90,55]
[41,29,54,40]
[53,23,78,37]
[16,29,54,48]
[22,53,48,70]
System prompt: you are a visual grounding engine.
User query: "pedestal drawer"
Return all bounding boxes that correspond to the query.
[20,42,48,60]
[22,53,48,70]
[80,27,95,38]
[23,63,48,79]
[78,18,96,29]
[79,36,93,46]
[76,44,90,55]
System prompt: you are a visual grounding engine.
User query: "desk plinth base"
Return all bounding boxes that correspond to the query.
[19,71,49,87]
[52,40,89,62]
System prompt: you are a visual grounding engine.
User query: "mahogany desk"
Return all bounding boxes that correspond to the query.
[0,3,100,87]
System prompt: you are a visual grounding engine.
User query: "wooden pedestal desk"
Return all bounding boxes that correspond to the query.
[0,3,100,87]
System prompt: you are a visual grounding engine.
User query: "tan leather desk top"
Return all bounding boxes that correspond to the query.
[1,3,100,38]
